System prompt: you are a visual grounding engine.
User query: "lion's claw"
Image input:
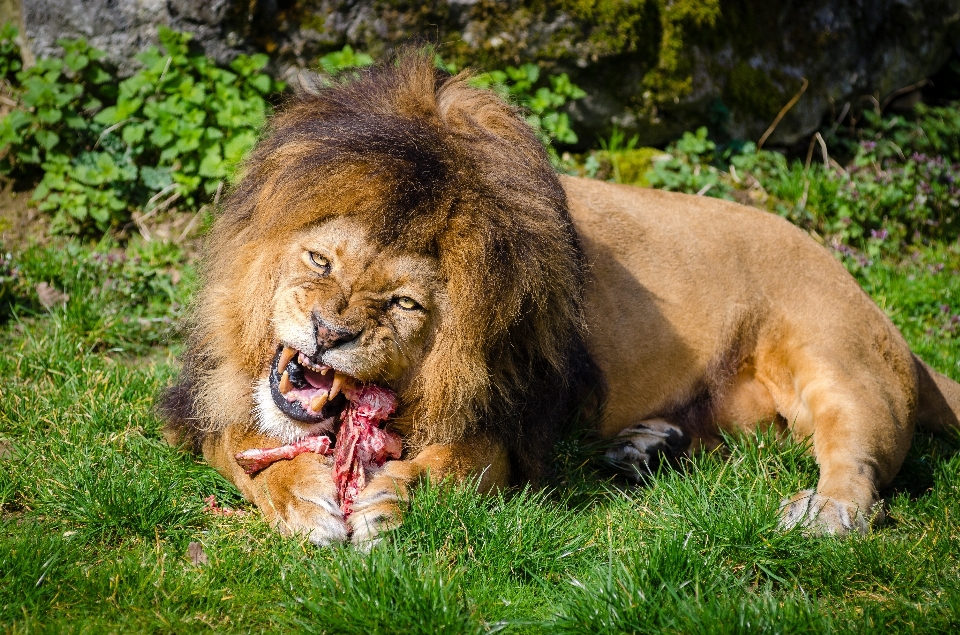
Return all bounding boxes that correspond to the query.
[778,489,879,536]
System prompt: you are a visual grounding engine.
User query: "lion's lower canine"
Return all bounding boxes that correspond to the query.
[161,54,960,545]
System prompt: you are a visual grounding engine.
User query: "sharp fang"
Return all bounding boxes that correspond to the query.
[310,393,329,412]
[279,370,293,394]
[330,372,344,400]
[320,367,329,375]
[278,346,296,372]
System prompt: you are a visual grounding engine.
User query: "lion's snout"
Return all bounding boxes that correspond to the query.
[314,316,360,353]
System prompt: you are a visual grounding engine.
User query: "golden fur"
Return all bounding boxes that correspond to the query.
[163,53,960,545]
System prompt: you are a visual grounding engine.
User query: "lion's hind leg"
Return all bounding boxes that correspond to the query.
[771,346,917,535]
[605,419,689,483]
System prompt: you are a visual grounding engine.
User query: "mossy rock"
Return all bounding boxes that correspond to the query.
[279,0,958,148]
[20,0,960,148]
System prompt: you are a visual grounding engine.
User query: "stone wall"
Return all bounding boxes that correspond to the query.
[7,0,960,148]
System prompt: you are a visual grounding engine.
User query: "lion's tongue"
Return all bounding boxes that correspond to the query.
[303,368,329,389]
[283,369,333,413]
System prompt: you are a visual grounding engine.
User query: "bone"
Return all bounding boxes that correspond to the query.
[278,346,296,372]
[310,393,329,412]
[279,370,293,394]
[235,435,333,474]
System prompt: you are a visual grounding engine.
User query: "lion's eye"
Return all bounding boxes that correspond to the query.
[395,296,420,311]
[303,251,331,275]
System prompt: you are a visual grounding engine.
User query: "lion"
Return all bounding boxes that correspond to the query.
[161,53,960,546]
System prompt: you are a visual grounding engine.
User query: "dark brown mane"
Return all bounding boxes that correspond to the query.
[163,51,602,482]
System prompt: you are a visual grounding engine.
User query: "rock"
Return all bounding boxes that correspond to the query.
[9,0,960,148]
[17,0,256,75]
[276,0,960,148]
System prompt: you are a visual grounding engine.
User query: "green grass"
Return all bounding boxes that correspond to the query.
[1,238,959,633]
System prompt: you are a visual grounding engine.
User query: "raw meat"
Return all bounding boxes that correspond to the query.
[332,384,401,517]
[233,383,401,517]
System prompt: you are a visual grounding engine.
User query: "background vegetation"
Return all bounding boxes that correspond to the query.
[1,25,959,633]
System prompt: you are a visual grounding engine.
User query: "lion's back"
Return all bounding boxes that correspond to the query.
[563,176,912,435]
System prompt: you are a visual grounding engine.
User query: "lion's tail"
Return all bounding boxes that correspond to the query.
[915,355,960,434]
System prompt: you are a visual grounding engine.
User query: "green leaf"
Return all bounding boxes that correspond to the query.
[64,52,89,73]
[89,202,110,222]
[93,106,119,125]
[140,165,173,191]
[37,107,63,124]
[249,74,271,94]
[198,144,225,178]
[122,124,145,146]
[223,130,256,164]
[35,130,60,150]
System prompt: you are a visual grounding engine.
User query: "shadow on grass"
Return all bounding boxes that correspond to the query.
[887,429,960,500]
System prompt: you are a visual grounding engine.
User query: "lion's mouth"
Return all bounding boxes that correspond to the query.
[269,345,356,424]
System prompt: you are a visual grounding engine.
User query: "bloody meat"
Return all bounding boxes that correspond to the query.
[234,384,401,516]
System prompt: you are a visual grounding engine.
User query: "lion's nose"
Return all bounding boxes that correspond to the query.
[315,318,359,351]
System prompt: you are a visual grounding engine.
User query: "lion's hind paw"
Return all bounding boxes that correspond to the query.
[778,489,880,536]
[605,419,688,483]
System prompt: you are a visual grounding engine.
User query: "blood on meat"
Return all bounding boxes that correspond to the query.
[234,384,401,517]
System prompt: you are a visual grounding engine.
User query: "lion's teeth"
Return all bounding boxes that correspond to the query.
[310,393,329,412]
[320,367,329,376]
[278,346,296,372]
[330,373,344,400]
[279,370,293,394]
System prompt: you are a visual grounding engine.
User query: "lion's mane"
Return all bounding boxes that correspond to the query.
[162,53,601,480]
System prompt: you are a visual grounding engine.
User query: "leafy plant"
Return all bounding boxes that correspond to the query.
[317,45,374,77]
[0,26,282,234]
[0,36,118,226]
[828,103,960,164]
[315,47,588,163]
[0,22,21,81]
[645,126,732,198]
[577,126,667,186]
[633,108,960,259]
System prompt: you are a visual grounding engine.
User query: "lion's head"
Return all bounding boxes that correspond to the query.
[163,53,599,480]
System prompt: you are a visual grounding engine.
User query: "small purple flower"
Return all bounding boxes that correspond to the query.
[870,228,889,241]
[862,141,877,151]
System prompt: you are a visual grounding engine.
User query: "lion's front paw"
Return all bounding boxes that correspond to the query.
[258,453,349,546]
[346,467,409,548]
[778,489,879,536]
